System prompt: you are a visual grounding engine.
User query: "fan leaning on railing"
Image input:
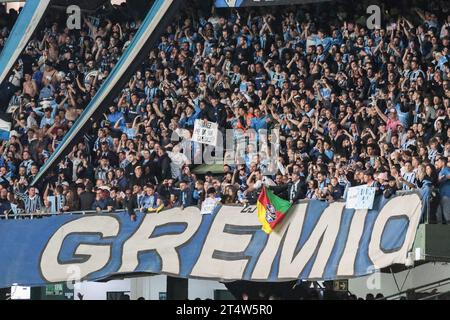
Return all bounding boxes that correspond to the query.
[0,189,433,224]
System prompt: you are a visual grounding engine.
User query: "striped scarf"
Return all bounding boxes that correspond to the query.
[48,195,65,213]
[15,192,42,214]
[401,171,417,191]
[428,148,439,163]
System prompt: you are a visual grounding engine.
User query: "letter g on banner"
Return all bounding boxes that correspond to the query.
[40,216,120,283]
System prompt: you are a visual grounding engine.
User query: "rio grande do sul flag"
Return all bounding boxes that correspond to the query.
[257,186,292,234]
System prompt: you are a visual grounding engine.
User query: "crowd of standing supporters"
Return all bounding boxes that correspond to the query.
[0,0,447,223]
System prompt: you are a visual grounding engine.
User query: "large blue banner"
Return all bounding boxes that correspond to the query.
[0,193,422,288]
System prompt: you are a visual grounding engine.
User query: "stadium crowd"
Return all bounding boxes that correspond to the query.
[0,0,448,223]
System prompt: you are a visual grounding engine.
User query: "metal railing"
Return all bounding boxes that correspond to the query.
[380,277,450,300]
[0,209,100,220]
[0,203,248,220]
[0,189,432,221]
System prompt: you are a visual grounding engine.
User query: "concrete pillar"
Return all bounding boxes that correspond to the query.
[167,276,188,300]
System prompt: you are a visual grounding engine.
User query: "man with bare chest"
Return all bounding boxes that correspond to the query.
[22,73,38,98]
[42,62,57,87]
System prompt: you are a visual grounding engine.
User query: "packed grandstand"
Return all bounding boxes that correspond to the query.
[0,0,447,229]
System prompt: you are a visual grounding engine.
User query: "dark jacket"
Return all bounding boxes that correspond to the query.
[123,194,138,215]
[270,180,306,203]
[0,199,11,214]
[96,150,119,167]
[179,188,193,208]
[79,190,96,211]
[91,197,115,211]
[128,173,147,188]
[148,153,161,180]
[158,153,172,181]
[157,184,173,204]
[117,176,129,192]
[203,103,227,127]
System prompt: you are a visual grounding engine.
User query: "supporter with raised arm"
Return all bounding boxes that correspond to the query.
[0,1,447,223]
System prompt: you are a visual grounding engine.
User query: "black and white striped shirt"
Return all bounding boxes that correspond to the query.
[15,192,43,214]
[401,139,416,150]
[428,148,440,163]
[20,160,34,175]
[8,94,21,107]
[47,195,65,213]
[401,170,417,191]
[409,69,425,82]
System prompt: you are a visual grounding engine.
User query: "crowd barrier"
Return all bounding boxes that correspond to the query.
[0,190,431,222]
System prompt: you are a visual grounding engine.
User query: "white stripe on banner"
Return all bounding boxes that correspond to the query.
[0,0,51,86]
[31,0,175,186]
[0,117,10,140]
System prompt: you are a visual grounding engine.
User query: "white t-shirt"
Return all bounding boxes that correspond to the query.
[9,69,22,87]
[168,151,189,179]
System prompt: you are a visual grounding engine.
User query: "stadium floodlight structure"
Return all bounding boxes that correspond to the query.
[28,0,183,187]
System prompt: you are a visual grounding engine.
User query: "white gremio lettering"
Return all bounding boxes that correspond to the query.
[337,209,367,276]
[118,207,202,274]
[190,204,261,280]
[40,216,120,283]
[252,203,308,280]
[368,194,422,266]
[278,202,345,279]
[36,196,422,284]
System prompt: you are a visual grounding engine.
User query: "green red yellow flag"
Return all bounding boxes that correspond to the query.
[257,186,292,234]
